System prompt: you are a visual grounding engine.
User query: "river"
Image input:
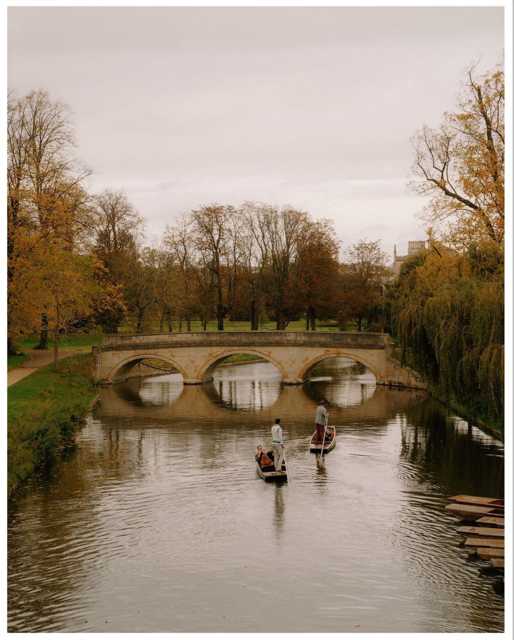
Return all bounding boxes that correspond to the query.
[8,357,504,632]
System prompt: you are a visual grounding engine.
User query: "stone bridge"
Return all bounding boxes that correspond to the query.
[93,331,426,389]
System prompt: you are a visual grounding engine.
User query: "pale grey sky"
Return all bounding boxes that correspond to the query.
[8,7,503,259]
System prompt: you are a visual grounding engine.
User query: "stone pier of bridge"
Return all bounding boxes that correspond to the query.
[92,331,426,390]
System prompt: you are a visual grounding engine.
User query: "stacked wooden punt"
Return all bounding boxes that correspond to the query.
[446,495,504,594]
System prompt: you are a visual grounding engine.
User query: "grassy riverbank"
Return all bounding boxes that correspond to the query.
[8,353,97,497]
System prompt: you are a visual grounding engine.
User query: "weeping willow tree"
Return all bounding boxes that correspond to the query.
[388,244,503,428]
[389,63,504,431]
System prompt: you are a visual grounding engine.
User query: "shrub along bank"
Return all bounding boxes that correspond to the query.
[8,353,97,497]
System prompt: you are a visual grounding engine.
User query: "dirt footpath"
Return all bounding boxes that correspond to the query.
[8,349,85,387]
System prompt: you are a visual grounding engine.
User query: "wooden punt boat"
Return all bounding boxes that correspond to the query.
[457,526,504,538]
[255,451,287,482]
[449,495,504,509]
[445,503,503,520]
[464,537,504,548]
[476,516,504,527]
[309,425,336,453]
[475,547,504,559]
[490,558,505,570]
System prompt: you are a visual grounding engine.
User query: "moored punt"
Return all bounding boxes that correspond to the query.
[445,503,500,519]
[474,547,504,560]
[463,537,504,548]
[449,495,504,509]
[310,425,336,453]
[490,558,505,570]
[477,516,504,527]
[457,526,504,538]
[448,494,504,596]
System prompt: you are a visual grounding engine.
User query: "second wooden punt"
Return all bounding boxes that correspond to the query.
[475,547,504,559]
[309,425,336,453]
[445,503,498,519]
[476,516,504,527]
[490,558,505,570]
[457,526,504,538]
[449,495,504,510]
[464,537,504,548]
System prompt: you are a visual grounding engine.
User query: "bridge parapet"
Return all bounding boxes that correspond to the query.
[100,331,386,351]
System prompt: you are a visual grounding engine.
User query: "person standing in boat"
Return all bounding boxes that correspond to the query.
[271,418,285,471]
[314,399,328,443]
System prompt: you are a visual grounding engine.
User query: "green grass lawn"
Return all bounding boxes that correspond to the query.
[11,319,349,359]
[8,353,28,370]
[8,353,97,496]
[18,333,103,351]
[116,318,343,334]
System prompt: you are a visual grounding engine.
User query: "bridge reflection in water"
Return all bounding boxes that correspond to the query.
[94,357,418,429]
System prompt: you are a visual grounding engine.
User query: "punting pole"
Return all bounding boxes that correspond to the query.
[319,415,328,463]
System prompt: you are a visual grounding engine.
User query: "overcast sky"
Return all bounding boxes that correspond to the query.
[8,6,503,259]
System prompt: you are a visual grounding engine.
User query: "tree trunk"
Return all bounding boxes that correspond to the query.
[166,311,173,332]
[186,317,191,332]
[136,309,145,333]
[36,313,49,350]
[217,304,224,331]
[202,317,208,331]
[7,336,17,357]
[276,311,287,330]
[53,330,59,368]
[250,299,259,331]
[305,313,310,331]
[159,309,165,332]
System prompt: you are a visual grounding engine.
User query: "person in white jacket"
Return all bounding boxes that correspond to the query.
[314,399,328,443]
[271,418,285,471]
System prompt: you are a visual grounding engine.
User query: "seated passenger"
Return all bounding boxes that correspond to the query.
[256,445,274,467]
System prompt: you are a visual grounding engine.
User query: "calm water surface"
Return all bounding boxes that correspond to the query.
[8,358,504,632]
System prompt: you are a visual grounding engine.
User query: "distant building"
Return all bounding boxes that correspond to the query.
[392,240,427,276]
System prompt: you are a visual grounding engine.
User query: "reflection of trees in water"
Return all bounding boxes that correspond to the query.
[210,363,281,411]
[8,414,150,632]
[112,375,183,407]
[211,378,281,411]
[304,357,376,408]
[400,399,504,497]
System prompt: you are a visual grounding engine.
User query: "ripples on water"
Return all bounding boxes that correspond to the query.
[8,358,504,632]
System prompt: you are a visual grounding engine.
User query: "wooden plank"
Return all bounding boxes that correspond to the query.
[476,516,504,527]
[457,526,504,537]
[476,547,504,559]
[449,495,504,509]
[490,558,505,570]
[445,503,495,518]
[464,537,504,548]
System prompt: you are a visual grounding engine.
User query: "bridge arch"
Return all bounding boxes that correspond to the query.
[199,348,287,382]
[298,350,380,383]
[106,353,188,383]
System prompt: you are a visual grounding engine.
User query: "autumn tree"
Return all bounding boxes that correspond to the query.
[124,248,160,333]
[293,219,341,330]
[189,204,235,330]
[339,240,387,331]
[7,90,93,351]
[245,204,310,329]
[411,65,504,249]
[164,218,209,330]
